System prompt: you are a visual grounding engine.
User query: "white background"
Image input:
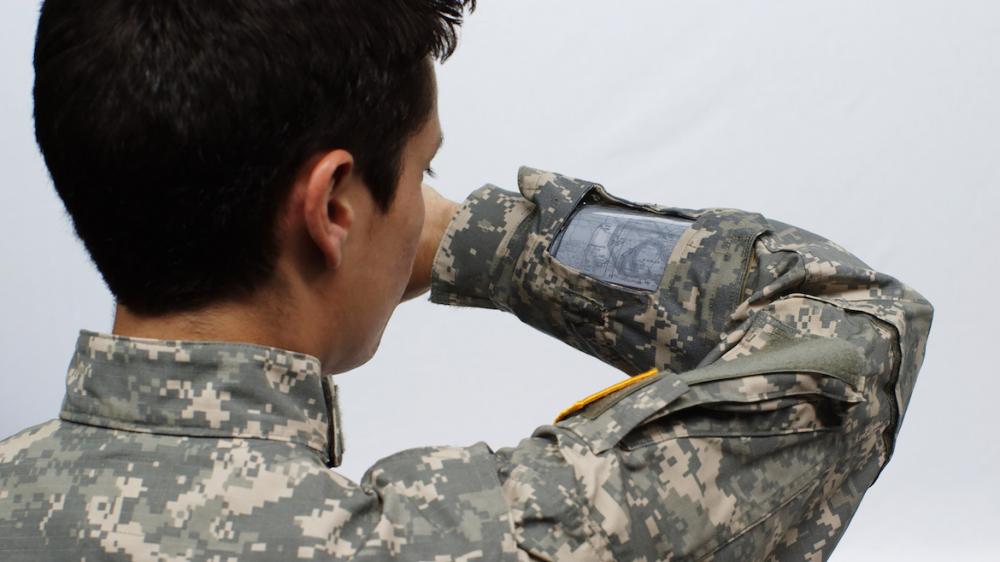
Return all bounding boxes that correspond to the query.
[2,1,997,560]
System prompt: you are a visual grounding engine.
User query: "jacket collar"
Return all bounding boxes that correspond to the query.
[59,330,344,467]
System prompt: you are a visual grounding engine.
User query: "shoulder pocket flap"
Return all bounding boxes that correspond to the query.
[560,332,864,454]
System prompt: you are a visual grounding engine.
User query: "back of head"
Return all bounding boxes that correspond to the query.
[33,0,474,315]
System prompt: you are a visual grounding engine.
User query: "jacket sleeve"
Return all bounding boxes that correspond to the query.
[411,166,934,561]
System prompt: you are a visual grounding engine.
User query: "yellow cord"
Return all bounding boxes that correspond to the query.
[554,368,660,423]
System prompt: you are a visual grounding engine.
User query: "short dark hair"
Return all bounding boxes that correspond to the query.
[33,0,474,315]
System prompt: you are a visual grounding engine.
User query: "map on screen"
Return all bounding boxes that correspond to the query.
[550,203,693,291]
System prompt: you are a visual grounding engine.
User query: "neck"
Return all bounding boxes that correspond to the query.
[112,296,324,366]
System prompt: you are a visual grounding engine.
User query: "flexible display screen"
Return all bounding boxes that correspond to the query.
[549,203,693,291]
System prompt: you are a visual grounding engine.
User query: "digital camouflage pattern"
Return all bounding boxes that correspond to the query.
[0,167,933,561]
[0,333,515,560]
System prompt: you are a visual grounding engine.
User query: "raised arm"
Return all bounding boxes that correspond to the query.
[328,167,932,561]
[428,167,932,558]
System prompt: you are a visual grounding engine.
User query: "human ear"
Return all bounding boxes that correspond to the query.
[303,150,355,270]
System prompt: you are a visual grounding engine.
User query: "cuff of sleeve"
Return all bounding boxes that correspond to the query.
[429,184,535,310]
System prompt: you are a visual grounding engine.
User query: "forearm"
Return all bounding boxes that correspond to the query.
[430,167,772,376]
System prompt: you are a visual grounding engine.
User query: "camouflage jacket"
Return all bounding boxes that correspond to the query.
[0,168,933,561]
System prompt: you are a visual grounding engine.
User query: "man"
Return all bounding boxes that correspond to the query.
[0,1,933,560]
